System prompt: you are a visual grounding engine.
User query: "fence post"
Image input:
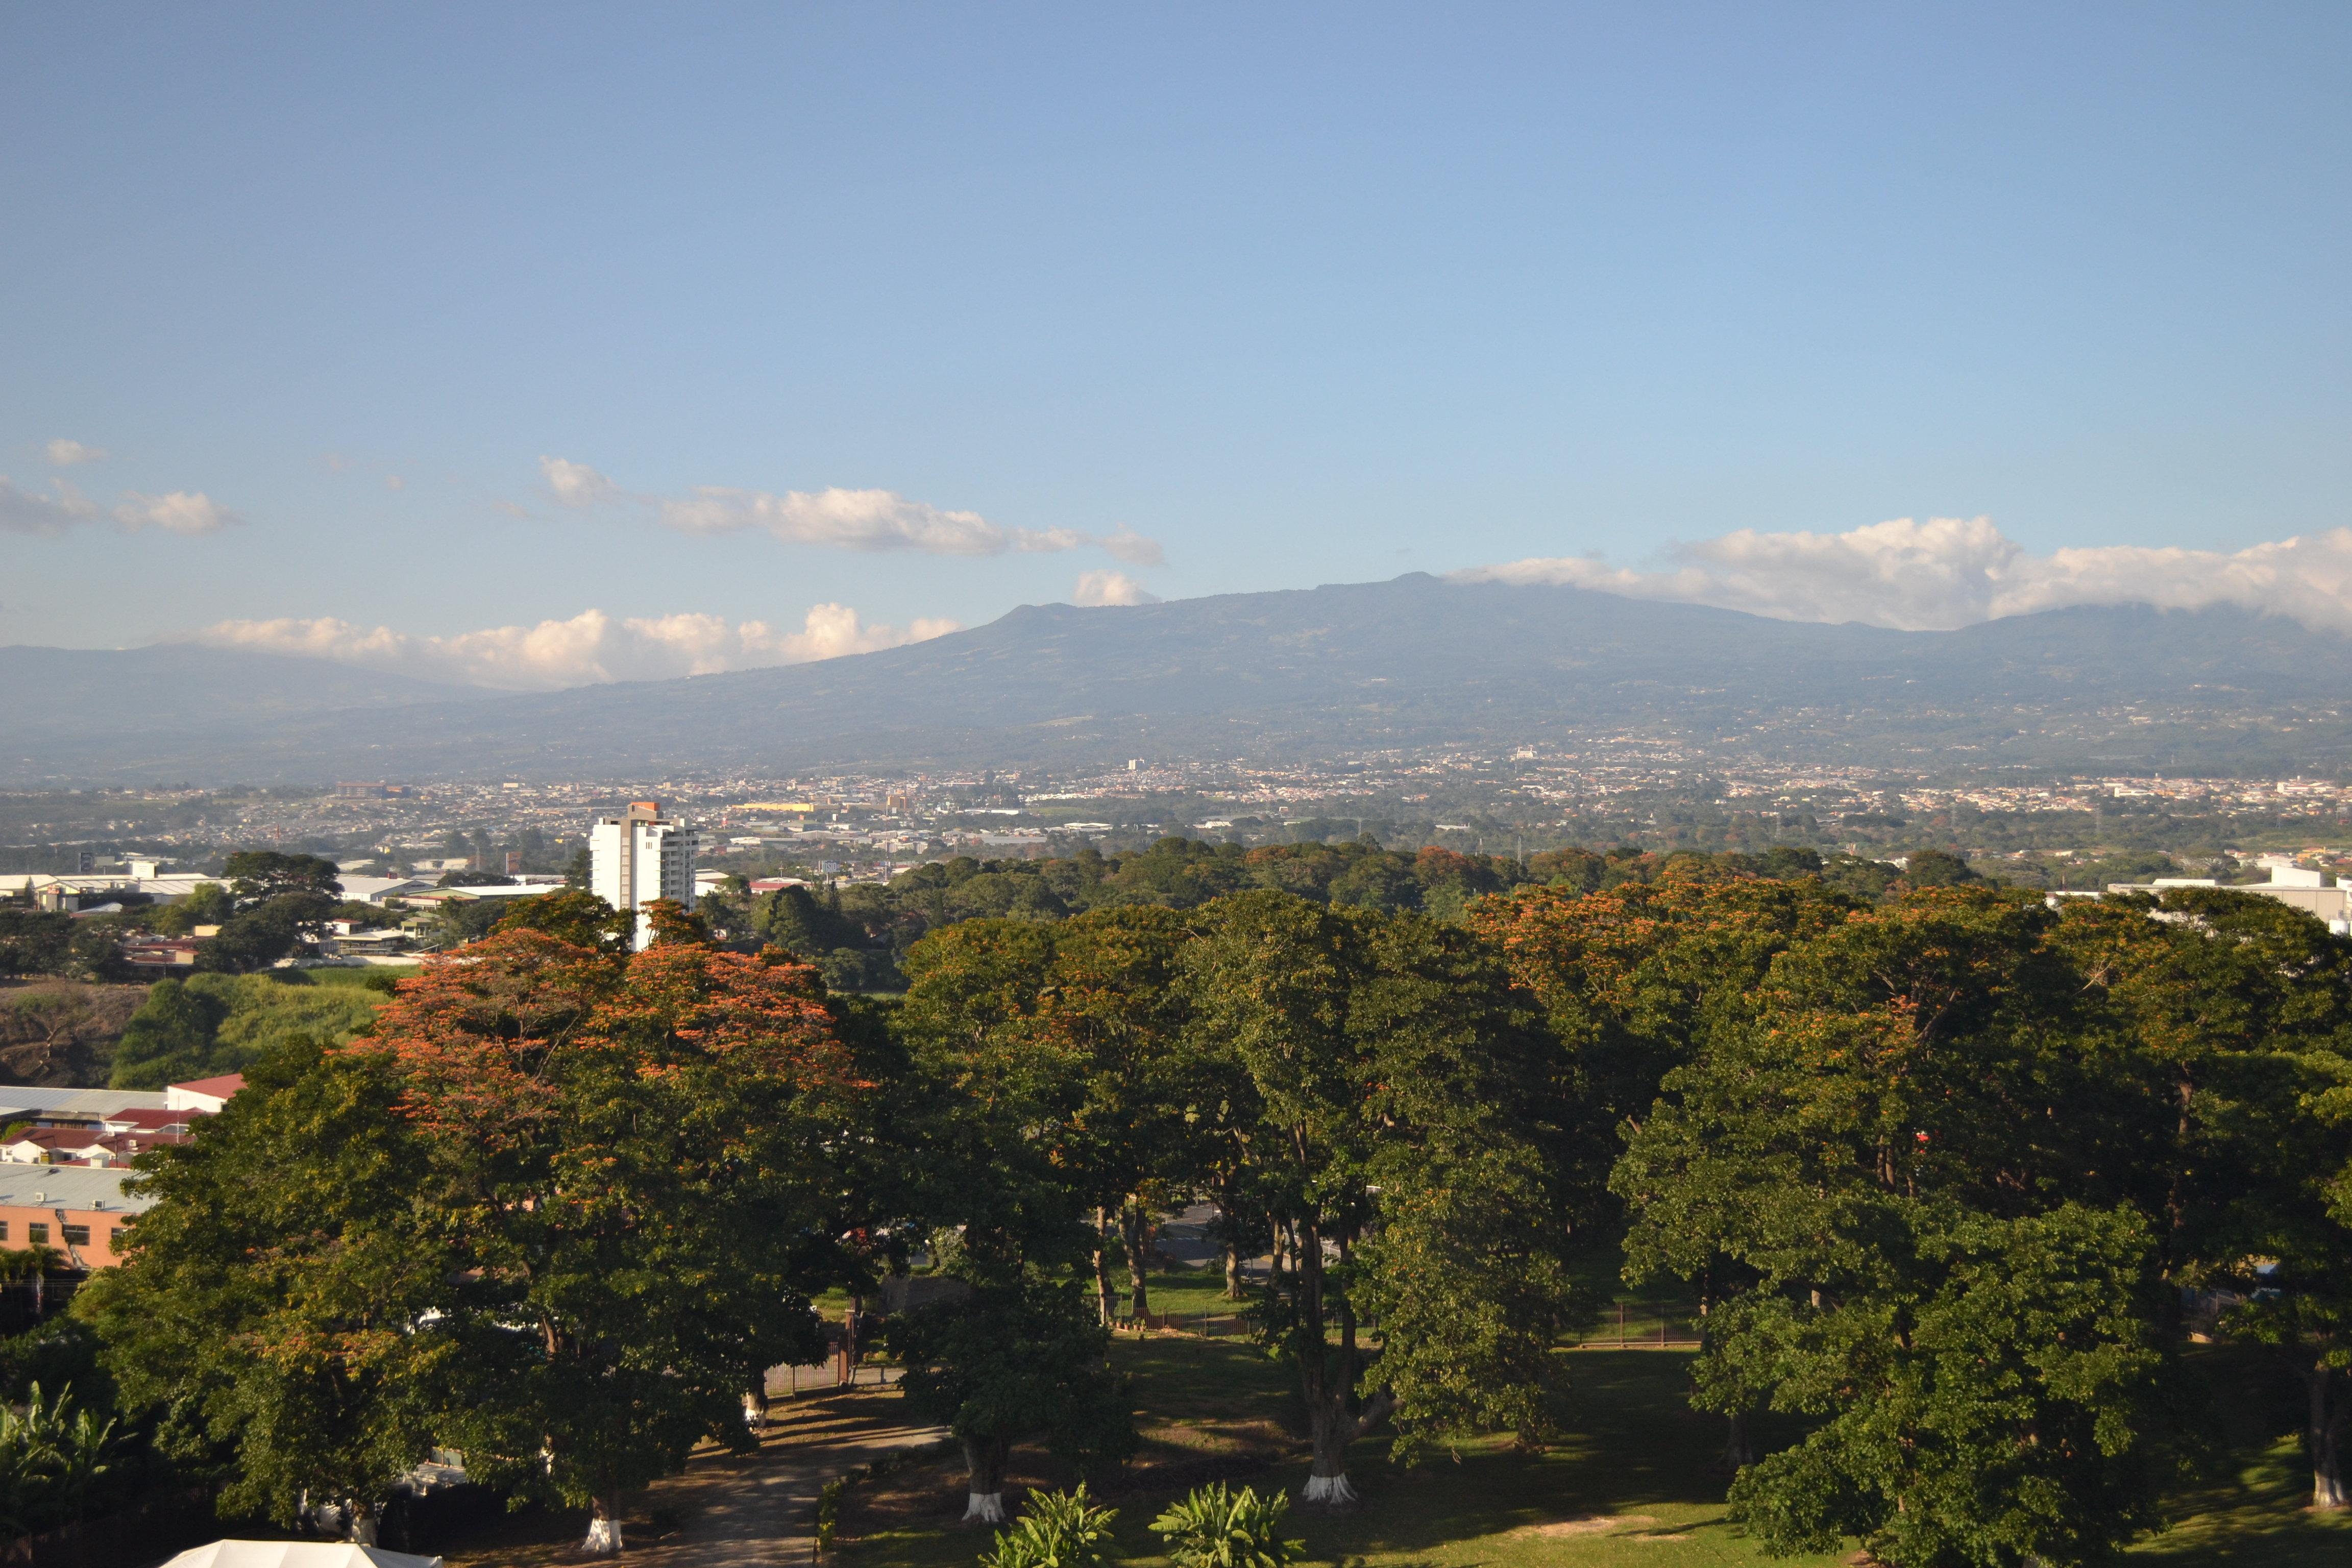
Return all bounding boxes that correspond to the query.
[1618,1300,1626,1348]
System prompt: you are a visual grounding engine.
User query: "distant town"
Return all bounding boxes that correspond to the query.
[2,747,2346,896]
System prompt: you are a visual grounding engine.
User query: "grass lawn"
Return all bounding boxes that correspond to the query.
[2126,1343,2352,1565]
[840,1270,2352,1568]
[843,1265,1842,1568]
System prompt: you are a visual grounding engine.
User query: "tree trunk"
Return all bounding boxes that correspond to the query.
[1121,1203,1151,1318]
[583,1495,624,1555]
[962,1434,1010,1523]
[1723,1411,1756,1471]
[1213,1183,1248,1300]
[1093,1208,1115,1322]
[2314,1365,2348,1511]
[1301,1399,1362,1508]
[347,1500,378,1546]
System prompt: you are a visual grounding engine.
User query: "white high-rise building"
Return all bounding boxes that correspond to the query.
[590,800,698,950]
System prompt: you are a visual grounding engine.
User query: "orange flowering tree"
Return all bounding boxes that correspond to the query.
[356,913,870,1553]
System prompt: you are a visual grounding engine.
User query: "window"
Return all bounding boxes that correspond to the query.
[111,1228,127,1252]
[60,1225,89,1247]
[26,1223,47,1245]
[0,1222,9,1241]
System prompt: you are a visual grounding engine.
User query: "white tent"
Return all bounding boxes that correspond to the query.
[158,1544,442,1568]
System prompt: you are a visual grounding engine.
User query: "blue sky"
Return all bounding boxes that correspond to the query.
[3,4,2348,683]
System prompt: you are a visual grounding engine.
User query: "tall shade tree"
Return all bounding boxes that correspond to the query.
[354,925,867,1553]
[220,852,344,905]
[78,1038,451,1538]
[1613,888,2191,1566]
[889,917,1145,1519]
[1468,868,1859,1140]
[1472,868,1873,1466]
[2053,888,2352,1511]
[1025,908,1194,1319]
[1182,891,1586,1507]
[195,852,349,974]
[886,1278,1135,1524]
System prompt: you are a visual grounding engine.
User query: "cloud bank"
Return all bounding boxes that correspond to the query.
[541,456,1162,562]
[1071,570,1161,606]
[194,604,960,691]
[44,439,107,467]
[1,476,236,536]
[1457,518,2352,635]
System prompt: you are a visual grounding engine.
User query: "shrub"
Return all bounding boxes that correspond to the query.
[981,1484,1120,1568]
[0,1383,123,1541]
[1149,1484,1304,1568]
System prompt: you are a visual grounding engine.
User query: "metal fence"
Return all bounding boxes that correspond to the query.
[1571,1298,1703,1349]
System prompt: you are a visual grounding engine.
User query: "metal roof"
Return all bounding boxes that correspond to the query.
[0,1088,169,1115]
[0,1164,154,1214]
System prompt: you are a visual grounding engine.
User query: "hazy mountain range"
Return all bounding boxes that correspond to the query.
[5,575,2348,785]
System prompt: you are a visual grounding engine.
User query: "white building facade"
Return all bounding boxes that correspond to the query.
[590,801,698,950]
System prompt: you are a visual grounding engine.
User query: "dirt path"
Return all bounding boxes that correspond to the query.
[443,1389,947,1568]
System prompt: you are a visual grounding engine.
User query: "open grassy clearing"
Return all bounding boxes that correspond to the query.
[843,1338,1840,1567]
[836,1270,2352,1568]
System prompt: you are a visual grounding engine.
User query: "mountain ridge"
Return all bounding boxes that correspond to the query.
[5,576,2348,783]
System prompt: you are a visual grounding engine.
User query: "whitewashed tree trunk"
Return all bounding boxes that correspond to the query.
[348,1503,378,1546]
[584,1499,624,1555]
[960,1434,1009,1524]
[1301,1403,1365,1510]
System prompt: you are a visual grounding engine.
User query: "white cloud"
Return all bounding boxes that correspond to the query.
[384,475,406,492]
[541,455,621,506]
[1071,570,1161,607]
[43,439,107,467]
[113,491,238,535]
[191,604,960,691]
[538,454,1164,562]
[1457,519,2352,636]
[0,476,101,534]
[1103,524,1166,566]
[4,476,238,537]
[659,484,1096,555]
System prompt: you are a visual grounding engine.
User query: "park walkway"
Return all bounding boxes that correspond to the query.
[444,1388,945,1568]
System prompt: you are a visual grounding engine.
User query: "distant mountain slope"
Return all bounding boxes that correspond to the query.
[0,645,484,782]
[7,578,2350,782]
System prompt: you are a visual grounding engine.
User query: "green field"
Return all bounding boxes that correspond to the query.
[841,1269,2351,1568]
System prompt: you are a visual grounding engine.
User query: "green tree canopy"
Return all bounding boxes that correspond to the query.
[221,852,343,906]
[1181,891,1588,1505]
[355,925,866,1552]
[79,1037,448,1532]
[1610,887,2215,1563]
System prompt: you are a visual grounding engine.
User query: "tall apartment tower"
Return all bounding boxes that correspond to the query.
[589,800,698,950]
